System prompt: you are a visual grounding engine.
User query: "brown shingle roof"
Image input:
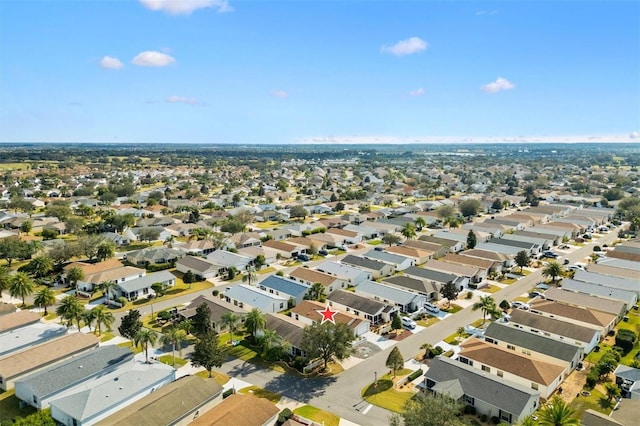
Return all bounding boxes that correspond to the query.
[530,300,616,327]
[290,300,364,330]
[191,393,279,426]
[289,268,339,287]
[460,338,565,386]
[0,311,41,333]
[385,246,433,259]
[442,253,494,269]
[263,239,298,253]
[63,258,123,275]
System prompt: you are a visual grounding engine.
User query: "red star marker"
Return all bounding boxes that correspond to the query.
[318,304,338,324]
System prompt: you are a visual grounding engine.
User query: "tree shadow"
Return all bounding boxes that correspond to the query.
[262,370,337,401]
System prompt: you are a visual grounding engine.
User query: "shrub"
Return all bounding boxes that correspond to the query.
[292,356,307,372]
[586,369,599,388]
[407,369,423,381]
[146,262,172,272]
[615,329,637,354]
[183,270,195,284]
[466,291,473,299]
[116,296,128,307]
[480,414,488,422]
[432,346,444,356]
[593,246,602,252]
[277,408,293,425]
[276,271,284,276]
[443,350,455,358]
[157,310,171,321]
[222,389,234,399]
[212,289,219,297]
[491,416,500,425]
[463,405,476,415]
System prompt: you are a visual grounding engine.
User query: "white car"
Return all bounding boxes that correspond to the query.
[401,317,417,329]
[512,301,530,310]
[424,302,440,314]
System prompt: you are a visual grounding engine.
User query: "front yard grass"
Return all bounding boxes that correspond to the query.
[367,239,383,245]
[361,379,412,413]
[568,388,610,418]
[100,331,115,342]
[498,278,517,284]
[0,390,36,423]
[294,405,340,426]
[479,285,501,293]
[257,266,276,274]
[442,304,462,314]
[416,316,440,327]
[238,386,282,403]
[444,331,471,345]
[195,370,231,385]
[157,354,188,368]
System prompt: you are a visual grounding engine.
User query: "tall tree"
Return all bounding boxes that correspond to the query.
[26,256,54,279]
[33,287,56,315]
[118,309,143,342]
[440,282,459,308]
[244,308,266,340]
[241,264,257,286]
[472,295,498,325]
[56,295,84,329]
[537,395,580,426]
[66,266,85,296]
[382,233,402,246]
[414,216,426,231]
[134,328,158,363]
[458,199,482,217]
[386,346,404,378]
[301,321,355,371]
[9,272,35,306]
[466,230,477,249]
[305,282,326,303]
[96,241,115,262]
[191,331,227,378]
[0,265,11,298]
[220,311,240,344]
[401,222,417,240]
[161,326,187,366]
[192,303,212,338]
[542,261,564,283]
[99,280,118,305]
[390,393,467,426]
[514,250,530,273]
[435,205,456,221]
[91,305,114,335]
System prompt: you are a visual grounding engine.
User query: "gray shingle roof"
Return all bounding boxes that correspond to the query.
[17,346,133,398]
[404,266,456,284]
[509,310,598,343]
[424,356,538,418]
[383,275,439,294]
[118,270,176,293]
[327,289,387,315]
[484,322,581,363]
[341,255,387,271]
[356,280,423,306]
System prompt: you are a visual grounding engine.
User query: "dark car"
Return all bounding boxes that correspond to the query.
[297,254,310,261]
[318,249,329,256]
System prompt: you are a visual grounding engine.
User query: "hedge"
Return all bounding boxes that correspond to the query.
[407,369,423,382]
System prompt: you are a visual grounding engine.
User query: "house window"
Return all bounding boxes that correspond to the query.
[33,395,37,404]
[507,344,515,351]
[353,310,359,316]
[143,288,149,295]
[522,349,531,356]
[531,383,539,390]
[280,303,284,309]
[481,365,490,372]
[463,395,475,406]
[497,370,504,377]
[72,419,78,426]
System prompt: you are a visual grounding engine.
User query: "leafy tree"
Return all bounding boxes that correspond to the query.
[514,250,530,273]
[192,303,212,338]
[34,287,56,315]
[382,233,402,246]
[178,318,193,336]
[420,342,433,360]
[45,202,73,221]
[12,409,57,426]
[91,305,114,335]
[75,234,105,260]
[56,295,84,329]
[537,395,580,426]
[161,326,187,366]
[305,282,326,303]
[391,314,403,334]
[401,222,417,239]
[499,299,511,312]
[221,311,240,344]
[0,266,10,298]
[118,309,142,341]
[290,205,309,220]
[466,230,477,249]
[244,308,266,339]
[191,331,227,377]
[386,346,404,378]
[64,216,86,234]
[183,270,195,284]
[389,392,467,426]
[254,254,266,270]
[605,382,621,402]
[440,281,459,308]
[596,352,619,379]
[138,227,161,244]
[335,201,345,212]
[10,272,35,306]
[67,266,85,295]
[151,282,166,297]
[20,220,32,235]
[542,261,564,283]
[301,321,355,371]
[258,329,290,360]
[96,241,115,262]
[0,236,34,266]
[26,256,53,279]
[227,266,237,280]
[134,328,158,363]
[458,199,482,217]
[472,295,498,325]
[436,205,456,220]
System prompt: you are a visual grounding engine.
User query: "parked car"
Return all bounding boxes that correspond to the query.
[318,249,329,256]
[583,233,593,240]
[512,301,530,310]
[542,251,559,258]
[297,253,310,261]
[563,258,570,265]
[567,264,586,271]
[401,317,417,329]
[558,244,571,250]
[424,302,440,314]
[374,246,384,252]
[529,291,546,299]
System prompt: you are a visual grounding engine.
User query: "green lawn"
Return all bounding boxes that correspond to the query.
[257,266,276,274]
[480,285,501,293]
[157,354,188,368]
[195,370,231,385]
[0,391,36,423]
[294,405,340,426]
[568,388,612,418]
[117,341,142,353]
[100,331,115,343]
[238,386,282,403]
[361,379,413,413]
[444,331,471,345]
[442,304,463,314]
[416,317,440,327]
[499,278,517,284]
[367,239,383,245]
[225,339,260,362]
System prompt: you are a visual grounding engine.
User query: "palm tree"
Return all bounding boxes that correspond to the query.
[221,312,240,344]
[56,295,84,329]
[96,241,115,262]
[472,295,498,325]
[178,319,193,336]
[33,287,56,315]
[420,342,433,360]
[161,326,187,366]
[134,328,158,363]
[242,264,257,286]
[259,329,287,357]
[244,308,266,341]
[537,395,580,426]
[542,261,564,284]
[82,309,96,332]
[92,305,114,335]
[414,216,426,231]
[0,266,11,298]
[66,266,85,296]
[306,282,326,302]
[28,256,53,279]
[9,272,36,307]
[401,222,417,240]
[99,280,118,306]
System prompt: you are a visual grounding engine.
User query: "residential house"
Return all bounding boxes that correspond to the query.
[573,270,640,296]
[458,338,565,399]
[501,233,552,251]
[49,362,175,426]
[486,237,542,256]
[581,409,625,426]
[403,239,450,259]
[362,250,415,271]
[114,270,176,301]
[0,311,41,333]
[441,253,495,276]
[403,266,466,293]
[262,239,302,258]
[227,232,262,250]
[124,226,172,243]
[206,250,253,275]
[175,256,219,279]
[421,356,539,425]
[483,322,583,376]
[384,245,433,265]
[543,287,627,320]
[529,300,617,335]
[340,255,394,279]
[513,230,561,247]
[224,284,288,313]
[0,321,67,358]
[238,245,278,266]
[175,240,216,256]
[596,258,640,272]
[258,275,311,306]
[179,294,247,333]
[423,259,479,285]
[382,276,440,302]
[191,393,279,426]
[344,224,379,240]
[509,309,601,353]
[15,346,134,410]
[100,232,129,247]
[355,280,426,313]
[586,263,639,281]
[326,228,362,244]
[327,289,396,325]
[419,235,464,253]
[262,313,306,357]
[94,375,223,426]
[126,247,184,266]
[63,259,145,294]
[561,279,637,309]
[614,365,640,399]
[0,302,16,317]
[289,300,370,337]
[288,267,347,294]
[315,260,371,286]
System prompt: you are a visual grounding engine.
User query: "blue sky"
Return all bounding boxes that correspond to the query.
[1,0,638,144]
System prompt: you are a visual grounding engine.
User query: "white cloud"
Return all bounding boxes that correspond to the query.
[132,51,176,67]
[481,77,515,93]
[270,89,289,99]
[630,131,640,139]
[165,96,204,106]
[381,37,428,56]
[139,0,232,15]
[100,56,124,69]
[409,87,425,97]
